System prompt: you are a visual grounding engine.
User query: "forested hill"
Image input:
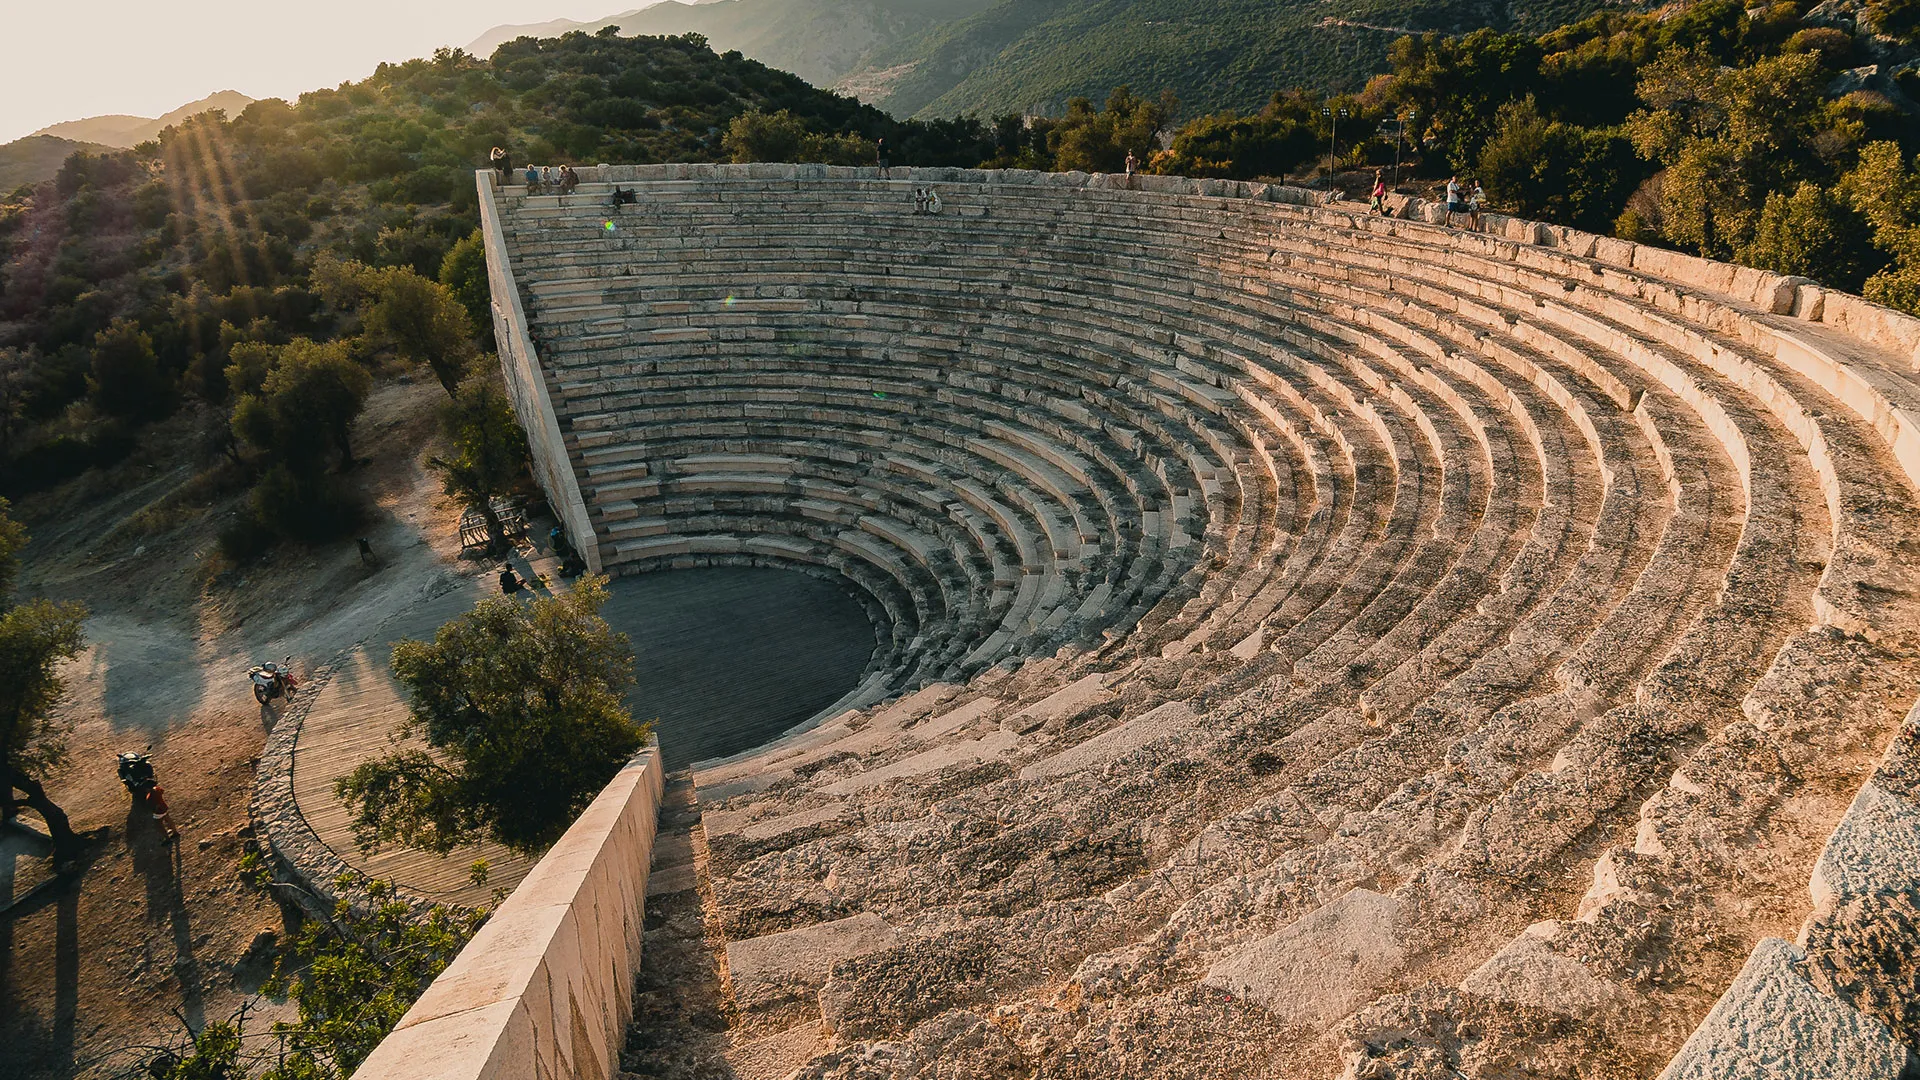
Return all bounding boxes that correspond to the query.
[853,0,1624,118]
[0,31,1001,499]
[7,8,1920,515]
[472,0,1632,120]
[474,0,998,91]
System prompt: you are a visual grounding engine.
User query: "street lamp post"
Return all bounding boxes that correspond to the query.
[1321,106,1349,202]
[1393,108,1417,189]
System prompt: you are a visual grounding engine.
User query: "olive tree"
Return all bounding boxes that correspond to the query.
[0,499,90,865]
[336,577,646,855]
[152,866,485,1080]
[232,338,373,474]
[312,254,479,396]
[225,338,373,549]
[427,373,530,554]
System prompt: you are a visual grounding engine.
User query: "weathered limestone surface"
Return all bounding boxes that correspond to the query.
[1811,702,1920,909]
[1459,922,1622,1013]
[727,912,901,1014]
[425,165,1920,1079]
[1657,939,1913,1080]
[1202,888,1408,1029]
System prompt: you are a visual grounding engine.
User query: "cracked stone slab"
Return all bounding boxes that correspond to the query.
[1202,888,1408,1029]
[726,913,901,1012]
[1001,674,1114,734]
[1019,701,1200,779]
[820,730,1018,795]
[1461,922,1621,1013]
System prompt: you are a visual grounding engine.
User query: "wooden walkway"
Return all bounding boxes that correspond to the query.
[288,565,878,907]
[291,584,535,907]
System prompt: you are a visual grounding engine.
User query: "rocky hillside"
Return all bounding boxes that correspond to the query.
[473,0,996,90]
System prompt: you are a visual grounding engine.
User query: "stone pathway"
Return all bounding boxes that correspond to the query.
[287,550,561,907]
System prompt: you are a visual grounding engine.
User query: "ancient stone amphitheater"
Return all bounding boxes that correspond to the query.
[469,165,1920,1080]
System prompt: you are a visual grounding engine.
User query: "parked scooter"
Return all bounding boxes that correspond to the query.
[116,751,156,798]
[249,656,300,704]
[117,750,179,841]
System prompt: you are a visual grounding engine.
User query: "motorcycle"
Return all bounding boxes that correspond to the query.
[117,751,156,798]
[249,656,300,704]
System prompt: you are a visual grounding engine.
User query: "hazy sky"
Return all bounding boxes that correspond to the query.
[0,1,621,144]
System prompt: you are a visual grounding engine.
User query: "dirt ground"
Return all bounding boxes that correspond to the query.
[0,378,486,1079]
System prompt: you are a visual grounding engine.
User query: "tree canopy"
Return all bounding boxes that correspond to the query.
[0,498,90,864]
[156,865,485,1080]
[0,32,1005,503]
[337,576,647,855]
[428,373,532,552]
[1151,0,1920,304]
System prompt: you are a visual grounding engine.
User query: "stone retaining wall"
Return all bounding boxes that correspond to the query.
[480,174,602,574]
[249,650,470,920]
[354,743,665,1080]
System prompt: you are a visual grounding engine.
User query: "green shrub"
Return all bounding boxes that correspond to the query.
[250,463,363,543]
[0,425,135,497]
[217,513,275,562]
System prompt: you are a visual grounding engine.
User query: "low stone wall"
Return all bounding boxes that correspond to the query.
[248,659,366,922]
[479,174,602,574]
[354,742,665,1080]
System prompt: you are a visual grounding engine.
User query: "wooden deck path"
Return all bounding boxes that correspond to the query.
[288,564,878,908]
[291,584,534,908]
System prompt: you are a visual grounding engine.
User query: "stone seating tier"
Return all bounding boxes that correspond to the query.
[522,251,1512,684]
[478,169,1920,1080]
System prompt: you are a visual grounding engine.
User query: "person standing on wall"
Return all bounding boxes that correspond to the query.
[1370,169,1387,215]
[1125,150,1139,177]
[1445,176,1464,227]
[490,145,511,182]
[876,138,891,179]
[1469,179,1486,232]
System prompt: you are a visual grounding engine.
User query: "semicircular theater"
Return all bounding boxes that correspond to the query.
[490,166,1920,1078]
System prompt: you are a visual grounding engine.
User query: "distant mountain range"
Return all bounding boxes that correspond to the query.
[469,0,1622,119]
[31,90,256,149]
[468,0,992,90]
[466,4,671,58]
[1,90,256,192]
